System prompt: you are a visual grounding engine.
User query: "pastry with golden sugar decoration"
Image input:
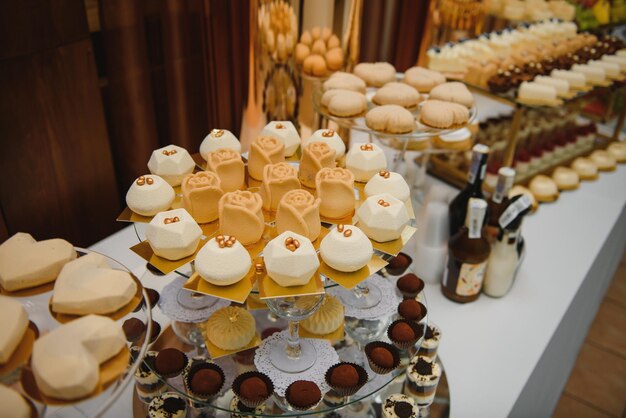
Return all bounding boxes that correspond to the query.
[206,306,256,351]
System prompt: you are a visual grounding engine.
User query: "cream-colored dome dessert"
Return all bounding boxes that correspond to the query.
[552,167,580,191]
[206,306,256,351]
[147,145,195,187]
[607,142,626,163]
[264,231,320,287]
[259,121,301,157]
[200,129,241,160]
[194,236,252,286]
[302,129,346,160]
[356,193,409,242]
[52,253,137,315]
[0,296,28,364]
[320,224,373,272]
[590,150,617,171]
[126,175,175,216]
[301,295,344,335]
[571,157,598,180]
[0,232,76,292]
[345,143,388,182]
[0,385,30,418]
[364,170,410,203]
[529,175,559,203]
[145,208,202,260]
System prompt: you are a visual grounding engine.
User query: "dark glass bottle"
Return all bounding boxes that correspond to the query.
[485,167,516,244]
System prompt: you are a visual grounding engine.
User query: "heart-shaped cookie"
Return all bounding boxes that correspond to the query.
[372,82,422,108]
[52,253,137,315]
[419,100,469,129]
[353,62,396,87]
[428,82,474,108]
[365,104,416,134]
[0,233,76,292]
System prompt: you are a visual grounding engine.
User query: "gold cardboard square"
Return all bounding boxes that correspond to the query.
[203,332,262,360]
[182,271,254,304]
[130,236,208,275]
[299,320,344,343]
[368,225,417,257]
[258,271,325,299]
[354,182,415,219]
[320,255,388,289]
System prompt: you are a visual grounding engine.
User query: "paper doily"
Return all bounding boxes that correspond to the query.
[159,276,231,323]
[328,275,401,320]
[254,330,339,397]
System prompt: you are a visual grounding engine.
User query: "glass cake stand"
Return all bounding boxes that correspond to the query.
[2,248,153,418]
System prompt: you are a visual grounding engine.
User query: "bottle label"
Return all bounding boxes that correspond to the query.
[454,261,488,296]
[468,210,483,239]
[499,195,532,229]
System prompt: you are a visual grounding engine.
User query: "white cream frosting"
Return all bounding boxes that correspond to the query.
[0,296,28,363]
[601,55,626,71]
[588,60,620,78]
[0,385,30,418]
[550,70,586,88]
[571,64,606,84]
[518,81,556,101]
[364,171,410,202]
[195,236,252,286]
[200,129,242,160]
[32,315,125,400]
[345,143,387,182]
[52,253,136,315]
[126,175,175,217]
[147,145,196,187]
[145,208,202,261]
[533,76,570,96]
[264,231,320,287]
[259,121,301,157]
[356,193,409,242]
[320,225,373,272]
[303,129,346,160]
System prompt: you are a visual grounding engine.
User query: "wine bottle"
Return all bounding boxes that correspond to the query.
[442,198,491,303]
[485,167,516,244]
[448,144,490,237]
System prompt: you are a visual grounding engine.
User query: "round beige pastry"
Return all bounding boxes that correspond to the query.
[590,150,617,171]
[433,127,472,151]
[300,30,312,46]
[311,39,326,55]
[404,66,446,93]
[321,89,368,117]
[325,47,344,71]
[301,295,344,335]
[311,26,321,40]
[509,185,538,213]
[428,82,474,108]
[303,54,327,77]
[365,105,415,134]
[552,167,580,191]
[372,82,422,109]
[206,306,256,351]
[571,157,598,181]
[607,142,626,163]
[529,175,559,203]
[353,62,396,87]
[323,72,366,93]
[321,27,332,42]
[419,100,469,129]
[327,34,340,49]
[295,43,310,65]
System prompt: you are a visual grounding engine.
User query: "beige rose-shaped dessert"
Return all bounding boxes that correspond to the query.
[315,167,355,219]
[248,136,285,180]
[259,162,301,212]
[298,142,336,188]
[276,189,321,241]
[218,190,265,245]
[181,171,224,224]
[206,148,245,192]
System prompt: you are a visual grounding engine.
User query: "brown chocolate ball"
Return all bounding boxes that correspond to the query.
[390,322,415,342]
[398,299,423,321]
[396,273,424,294]
[155,348,186,376]
[190,368,222,395]
[239,376,269,402]
[122,318,145,342]
[370,347,395,369]
[286,380,321,408]
[329,364,359,388]
[386,253,411,275]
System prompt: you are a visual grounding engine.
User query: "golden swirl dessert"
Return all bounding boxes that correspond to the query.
[302,129,346,161]
[315,167,355,219]
[195,235,252,286]
[607,142,626,163]
[365,170,410,203]
[571,157,598,180]
[0,385,30,418]
[320,224,373,272]
[299,142,336,189]
[206,148,245,193]
[259,162,301,212]
[403,66,446,93]
[206,306,256,351]
[181,171,224,224]
[0,232,76,292]
[0,296,28,364]
[259,121,301,157]
[218,191,265,245]
[590,150,617,171]
[356,193,409,242]
[126,175,175,216]
[147,144,195,187]
[276,189,321,242]
[345,143,388,182]
[529,175,559,202]
[301,294,343,334]
[146,208,203,260]
[248,136,285,181]
[200,129,241,160]
[264,231,320,287]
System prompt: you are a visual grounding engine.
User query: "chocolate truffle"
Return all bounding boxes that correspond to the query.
[390,322,415,342]
[155,348,187,376]
[396,273,424,295]
[286,380,321,408]
[398,299,424,321]
[190,368,223,395]
[329,364,359,388]
[239,377,269,402]
[122,318,145,342]
[370,347,395,369]
[394,401,414,418]
[386,253,412,275]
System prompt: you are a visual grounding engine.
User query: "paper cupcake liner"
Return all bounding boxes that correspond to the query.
[232,371,274,408]
[387,319,423,350]
[397,301,428,323]
[384,253,413,276]
[183,361,225,402]
[324,362,368,397]
[284,380,323,411]
[396,275,425,300]
[364,341,400,375]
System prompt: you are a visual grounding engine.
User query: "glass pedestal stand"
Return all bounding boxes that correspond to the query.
[336,282,382,309]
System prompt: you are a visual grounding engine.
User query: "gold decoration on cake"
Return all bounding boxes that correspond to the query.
[321,129,335,137]
[135,175,154,186]
[275,123,285,129]
[284,236,301,252]
[276,190,322,241]
[315,167,355,220]
[337,224,345,232]
[181,171,224,224]
[360,144,374,151]
[218,190,265,245]
[162,149,178,156]
[163,216,180,224]
[343,228,352,237]
[299,142,336,188]
[211,129,224,138]
[216,235,237,248]
[379,170,390,179]
[248,136,285,181]
[206,148,245,193]
[259,162,300,212]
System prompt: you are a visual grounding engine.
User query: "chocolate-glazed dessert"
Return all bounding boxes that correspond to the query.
[487,70,514,93]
